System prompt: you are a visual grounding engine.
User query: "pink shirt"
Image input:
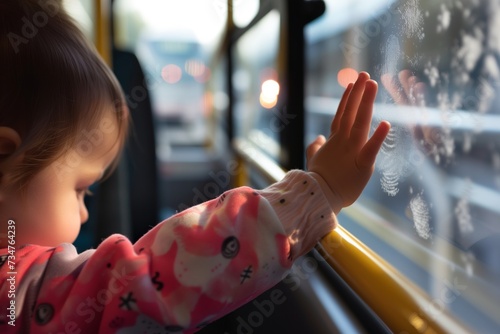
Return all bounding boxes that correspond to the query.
[0,170,337,333]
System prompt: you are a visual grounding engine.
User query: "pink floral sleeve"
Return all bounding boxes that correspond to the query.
[0,170,337,333]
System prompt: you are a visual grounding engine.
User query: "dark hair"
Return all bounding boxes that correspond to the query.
[0,0,128,189]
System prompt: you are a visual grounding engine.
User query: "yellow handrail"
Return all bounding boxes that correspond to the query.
[233,138,472,334]
[317,228,470,334]
[94,0,111,66]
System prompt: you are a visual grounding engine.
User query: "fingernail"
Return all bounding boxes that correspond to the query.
[360,71,370,79]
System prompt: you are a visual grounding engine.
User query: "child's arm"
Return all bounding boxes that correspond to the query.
[1,171,335,333]
[0,72,389,333]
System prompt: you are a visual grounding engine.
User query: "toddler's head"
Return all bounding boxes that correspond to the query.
[0,0,129,247]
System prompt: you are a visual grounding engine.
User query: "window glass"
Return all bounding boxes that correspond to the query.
[233,10,281,160]
[233,0,260,28]
[114,0,225,148]
[64,0,94,41]
[206,55,231,153]
[306,0,500,332]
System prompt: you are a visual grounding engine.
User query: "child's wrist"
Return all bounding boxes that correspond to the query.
[307,172,343,214]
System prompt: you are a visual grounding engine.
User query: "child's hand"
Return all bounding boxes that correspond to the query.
[307,72,391,213]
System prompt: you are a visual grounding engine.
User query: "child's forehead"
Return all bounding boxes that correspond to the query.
[73,115,121,162]
[79,116,117,139]
[49,121,120,183]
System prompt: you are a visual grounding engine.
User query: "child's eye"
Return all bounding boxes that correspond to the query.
[77,188,93,198]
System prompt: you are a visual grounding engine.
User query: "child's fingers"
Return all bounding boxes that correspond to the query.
[331,83,353,134]
[350,80,378,145]
[356,121,391,169]
[339,72,370,137]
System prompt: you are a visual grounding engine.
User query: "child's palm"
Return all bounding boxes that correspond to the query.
[307,72,391,212]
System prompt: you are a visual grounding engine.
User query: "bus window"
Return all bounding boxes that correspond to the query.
[233,0,260,28]
[64,0,94,41]
[136,36,207,125]
[113,1,229,220]
[305,0,500,332]
[233,9,281,161]
[114,0,225,147]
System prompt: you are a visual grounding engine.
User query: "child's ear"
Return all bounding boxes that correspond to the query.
[0,127,22,199]
[0,127,21,159]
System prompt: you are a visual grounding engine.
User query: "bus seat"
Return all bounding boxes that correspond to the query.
[112,48,159,242]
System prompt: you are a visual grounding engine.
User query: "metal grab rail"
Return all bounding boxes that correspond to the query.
[94,0,111,65]
[233,137,472,334]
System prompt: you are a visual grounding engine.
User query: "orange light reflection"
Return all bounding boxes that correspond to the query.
[337,68,359,88]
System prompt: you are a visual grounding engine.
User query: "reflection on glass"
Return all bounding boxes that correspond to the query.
[306,0,500,332]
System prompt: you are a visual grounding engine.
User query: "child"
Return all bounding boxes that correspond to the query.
[0,1,390,333]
